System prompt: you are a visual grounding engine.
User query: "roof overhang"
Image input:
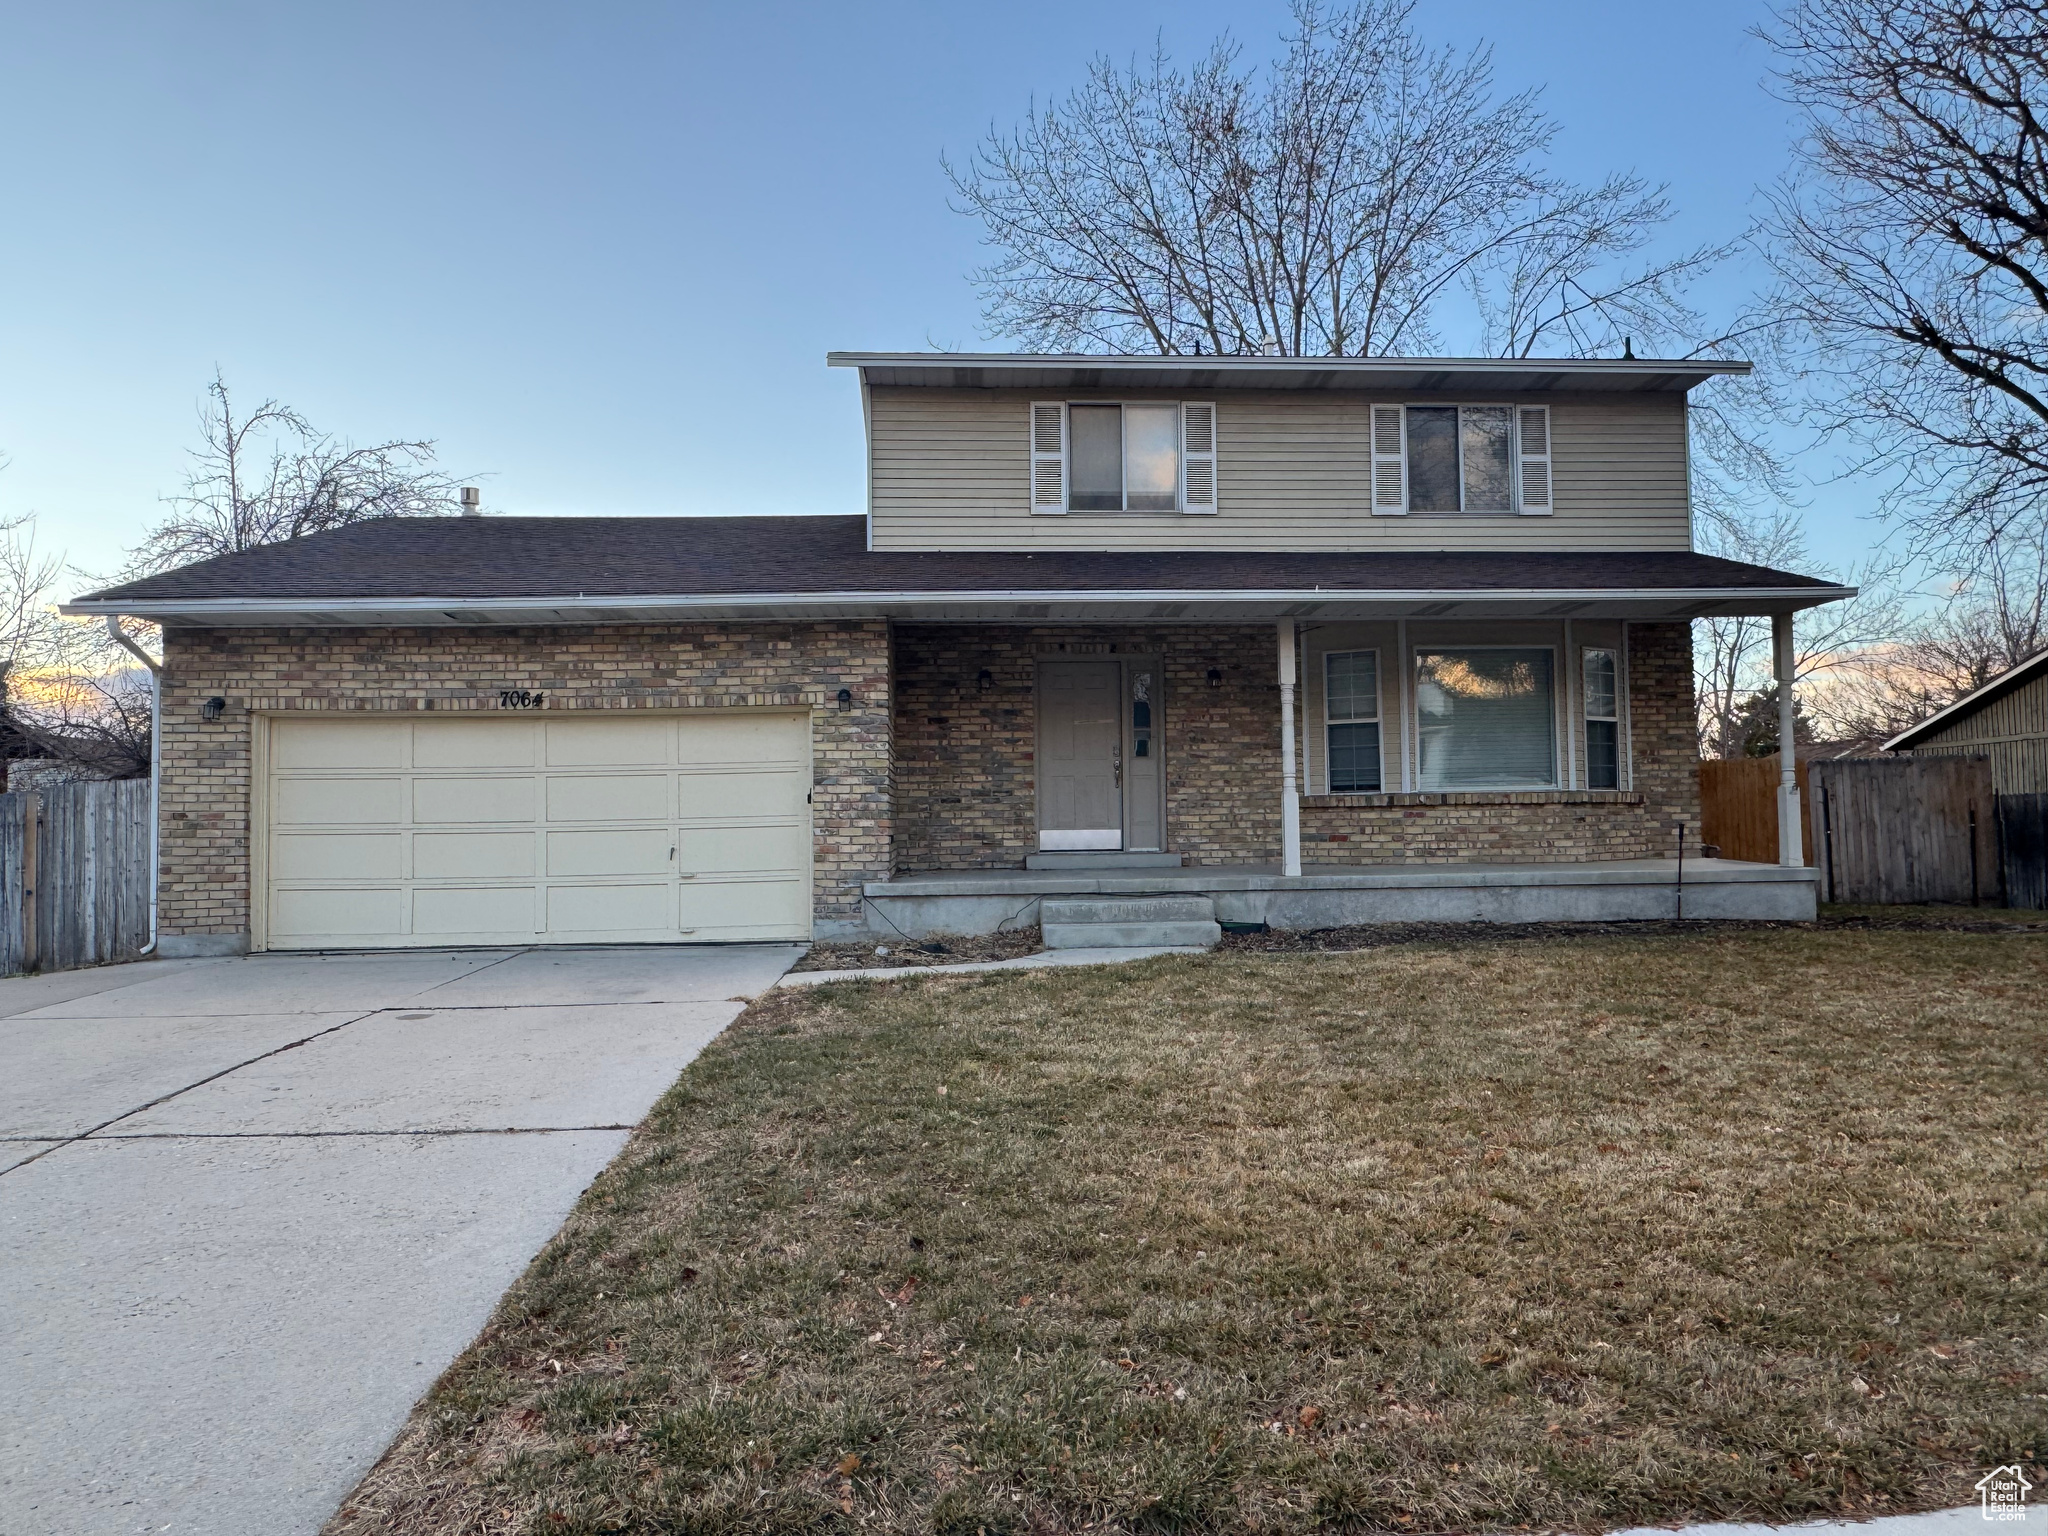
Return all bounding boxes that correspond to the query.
[60,584,1855,629]
[827,351,1750,395]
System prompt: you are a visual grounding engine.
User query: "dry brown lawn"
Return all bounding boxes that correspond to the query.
[329,929,2046,1535]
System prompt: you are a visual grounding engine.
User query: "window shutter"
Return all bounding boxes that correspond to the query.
[1370,404,1406,514]
[1517,404,1552,514]
[1030,402,1067,514]
[1181,401,1217,513]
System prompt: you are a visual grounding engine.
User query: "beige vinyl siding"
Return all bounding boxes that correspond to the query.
[1903,670,2048,794]
[868,387,1693,552]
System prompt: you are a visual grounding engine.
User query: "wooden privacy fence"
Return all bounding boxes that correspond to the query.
[1808,756,2000,906]
[0,779,152,975]
[1698,754,1811,865]
[1999,793,2048,911]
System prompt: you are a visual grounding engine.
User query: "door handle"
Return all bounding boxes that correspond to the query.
[1112,741,1124,787]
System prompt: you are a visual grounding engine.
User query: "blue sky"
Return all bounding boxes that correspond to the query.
[0,0,1873,589]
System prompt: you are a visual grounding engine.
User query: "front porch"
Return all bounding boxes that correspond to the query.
[861,857,1819,938]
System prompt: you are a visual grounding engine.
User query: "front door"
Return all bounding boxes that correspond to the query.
[1037,661,1123,850]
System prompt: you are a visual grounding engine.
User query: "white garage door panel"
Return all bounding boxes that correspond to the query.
[273,888,405,938]
[272,832,403,881]
[546,718,671,766]
[272,719,409,770]
[547,829,674,877]
[415,720,537,768]
[265,712,811,949]
[414,831,536,880]
[547,774,669,822]
[413,886,539,936]
[414,776,537,824]
[679,823,810,874]
[681,767,806,819]
[275,777,404,826]
[547,883,673,933]
[679,878,807,937]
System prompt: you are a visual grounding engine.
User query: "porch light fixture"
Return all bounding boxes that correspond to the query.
[201,696,227,721]
[1207,668,1223,689]
[836,688,853,712]
[976,669,993,692]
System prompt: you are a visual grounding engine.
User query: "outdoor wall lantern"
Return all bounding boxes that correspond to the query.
[201,696,227,721]
[837,688,853,712]
[1207,668,1224,689]
[976,669,994,692]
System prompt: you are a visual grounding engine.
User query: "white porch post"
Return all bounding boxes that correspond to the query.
[1773,610,1803,867]
[1278,620,1303,877]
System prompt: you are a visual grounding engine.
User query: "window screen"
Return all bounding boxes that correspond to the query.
[1414,648,1556,789]
[1405,407,1460,511]
[1583,648,1619,790]
[1124,404,1179,511]
[1324,651,1381,792]
[1068,405,1123,511]
[1461,406,1513,512]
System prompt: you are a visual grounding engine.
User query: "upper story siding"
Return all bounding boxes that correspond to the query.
[865,387,1693,552]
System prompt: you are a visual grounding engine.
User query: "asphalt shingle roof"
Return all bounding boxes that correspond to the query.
[77,515,1839,604]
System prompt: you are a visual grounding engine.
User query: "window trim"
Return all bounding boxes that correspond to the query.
[1321,647,1383,794]
[1409,641,1562,792]
[1392,402,1539,516]
[1045,400,1192,515]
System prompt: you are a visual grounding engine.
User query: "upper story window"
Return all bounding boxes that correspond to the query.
[1370,403,1551,517]
[1032,402,1217,515]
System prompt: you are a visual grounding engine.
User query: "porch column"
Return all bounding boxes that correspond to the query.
[1279,621,1302,877]
[1773,611,1803,867]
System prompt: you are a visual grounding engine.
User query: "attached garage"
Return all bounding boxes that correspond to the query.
[258,711,812,949]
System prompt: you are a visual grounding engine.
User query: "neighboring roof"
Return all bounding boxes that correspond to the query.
[828,351,1750,395]
[1883,647,2048,751]
[62,514,1850,627]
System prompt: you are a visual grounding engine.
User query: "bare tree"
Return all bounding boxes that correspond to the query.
[1761,0,2048,554]
[0,514,70,778]
[127,373,463,576]
[949,0,1729,359]
[1806,529,2048,736]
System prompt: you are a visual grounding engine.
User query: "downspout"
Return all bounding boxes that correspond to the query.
[106,617,161,956]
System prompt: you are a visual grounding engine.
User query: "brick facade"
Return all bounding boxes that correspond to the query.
[893,620,1699,871]
[157,622,891,942]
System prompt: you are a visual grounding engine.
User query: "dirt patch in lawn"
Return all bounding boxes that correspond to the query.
[791,927,1044,972]
[329,931,2046,1535]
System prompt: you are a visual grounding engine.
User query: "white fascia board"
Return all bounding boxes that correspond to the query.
[60,584,1857,625]
[825,351,1754,379]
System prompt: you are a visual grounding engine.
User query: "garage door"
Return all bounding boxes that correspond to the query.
[262,712,811,949]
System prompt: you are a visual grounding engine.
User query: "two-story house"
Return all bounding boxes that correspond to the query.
[66,353,1848,956]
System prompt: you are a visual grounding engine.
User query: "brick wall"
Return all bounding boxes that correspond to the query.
[894,620,1700,870]
[158,622,891,940]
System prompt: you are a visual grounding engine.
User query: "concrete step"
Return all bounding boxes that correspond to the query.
[1042,920,1223,950]
[1039,893,1221,950]
[1025,851,1185,870]
[1040,895,1216,925]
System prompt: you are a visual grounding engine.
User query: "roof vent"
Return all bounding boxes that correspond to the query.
[460,487,481,517]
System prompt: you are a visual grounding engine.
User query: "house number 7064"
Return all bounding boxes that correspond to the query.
[498,690,546,709]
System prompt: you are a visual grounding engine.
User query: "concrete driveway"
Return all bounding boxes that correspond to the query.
[0,944,800,1536]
